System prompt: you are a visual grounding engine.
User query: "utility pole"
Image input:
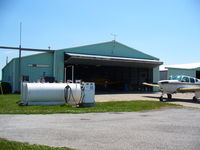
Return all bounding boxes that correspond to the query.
[18,22,22,93]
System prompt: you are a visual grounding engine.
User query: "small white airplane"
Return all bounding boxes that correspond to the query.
[143,75,200,102]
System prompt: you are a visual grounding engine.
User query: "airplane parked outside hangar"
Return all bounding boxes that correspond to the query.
[143,75,200,102]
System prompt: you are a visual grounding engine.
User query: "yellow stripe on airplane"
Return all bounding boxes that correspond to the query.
[177,87,200,93]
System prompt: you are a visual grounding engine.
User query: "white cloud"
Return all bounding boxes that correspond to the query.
[3,51,15,54]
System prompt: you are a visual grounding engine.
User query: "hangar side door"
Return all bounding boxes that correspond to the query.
[196,71,200,79]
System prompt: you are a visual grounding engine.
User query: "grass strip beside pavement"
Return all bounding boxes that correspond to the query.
[0,138,74,150]
[0,94,181,114]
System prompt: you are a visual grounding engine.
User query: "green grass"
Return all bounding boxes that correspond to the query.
[0,94,180,114]
[0,138,74,150]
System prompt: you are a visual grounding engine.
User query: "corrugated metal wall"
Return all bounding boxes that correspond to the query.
[168,68,196,78]
[2,52,54,92]
[167,67,200,79]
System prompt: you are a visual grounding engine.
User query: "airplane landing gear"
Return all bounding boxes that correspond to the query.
[159,93,172,102]
[167,94,172,100]
[193,96,198,102]
[159,96,163,102]
[159,92,164,102]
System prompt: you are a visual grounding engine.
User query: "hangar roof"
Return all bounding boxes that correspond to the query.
[160,63,200,71]
[61,41,160,61]
[3,41,162,70]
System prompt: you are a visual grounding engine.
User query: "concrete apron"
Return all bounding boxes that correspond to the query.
[95,92,200,109]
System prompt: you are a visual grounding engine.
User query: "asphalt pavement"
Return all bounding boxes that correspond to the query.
[0,108,200,150]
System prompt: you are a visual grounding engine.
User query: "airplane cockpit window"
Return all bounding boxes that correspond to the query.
[170,75,199,83]
[190,78,195,83]
[169,75,182,81]
[182,76,189,82]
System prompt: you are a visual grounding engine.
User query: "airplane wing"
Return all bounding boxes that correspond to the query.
[142,82,160,88]
[177,87,200,93]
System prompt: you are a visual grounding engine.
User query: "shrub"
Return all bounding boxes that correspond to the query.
[0,82,12,94]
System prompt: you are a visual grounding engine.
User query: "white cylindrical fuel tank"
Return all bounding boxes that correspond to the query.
[22,83,82,105]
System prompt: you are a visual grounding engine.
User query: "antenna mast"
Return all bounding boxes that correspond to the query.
[6,56,8,65]
[111,33,117,41]
[110,33,118,54]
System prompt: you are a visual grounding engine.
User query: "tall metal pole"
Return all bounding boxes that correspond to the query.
[72,65,74,83]
[64,67,67,83]
[18,22,22,93]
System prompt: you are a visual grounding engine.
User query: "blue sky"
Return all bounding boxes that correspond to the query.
[1,0,200,79]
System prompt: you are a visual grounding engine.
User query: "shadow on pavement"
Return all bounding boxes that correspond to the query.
[143,96,200,104]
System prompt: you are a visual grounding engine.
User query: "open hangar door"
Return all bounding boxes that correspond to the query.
[196,71,200,79]
[64,53,161,92]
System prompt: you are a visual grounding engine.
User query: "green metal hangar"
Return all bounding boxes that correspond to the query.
[2,41,163,93]
[160,63,200,80]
